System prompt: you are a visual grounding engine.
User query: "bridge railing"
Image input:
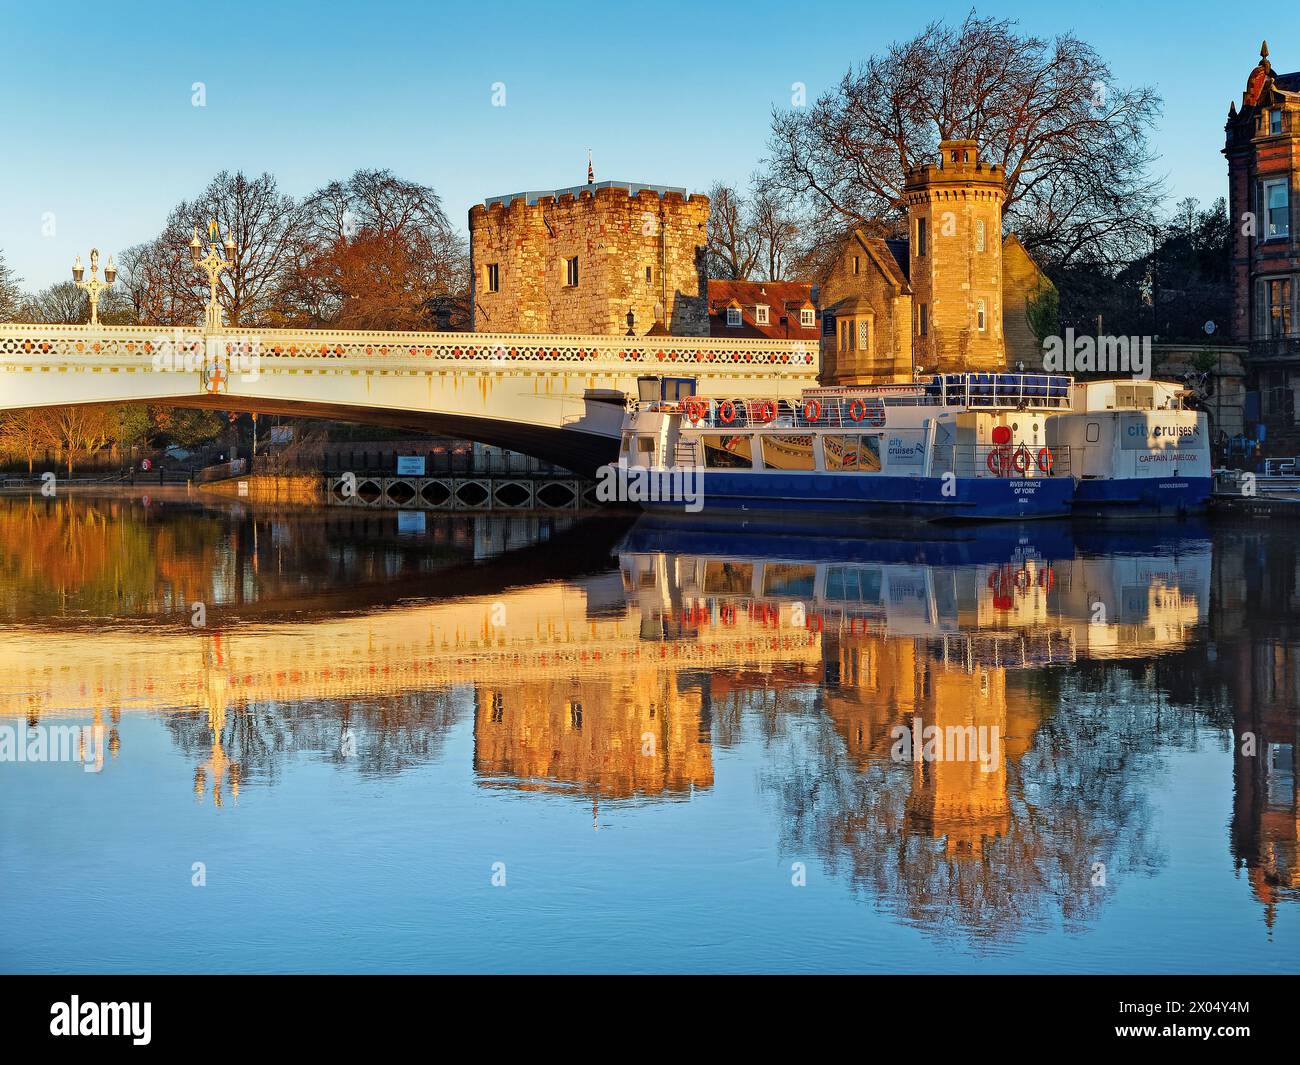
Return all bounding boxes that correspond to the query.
[0,323,818,371]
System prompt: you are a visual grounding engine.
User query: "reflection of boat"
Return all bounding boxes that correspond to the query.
[618,373,1075,521]
[619,517,1211,665]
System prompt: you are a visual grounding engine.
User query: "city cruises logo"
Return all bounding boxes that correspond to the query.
[595,463,704,512]
[0,723,106,772]
[889,717,1001,773]
[1042,328,1151,380]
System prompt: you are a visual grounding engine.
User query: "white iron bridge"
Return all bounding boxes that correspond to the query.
[0,324,818,473]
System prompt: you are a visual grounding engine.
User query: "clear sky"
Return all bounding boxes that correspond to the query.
[0,0,1277,289]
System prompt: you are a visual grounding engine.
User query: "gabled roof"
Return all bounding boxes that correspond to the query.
[706,280,820,339]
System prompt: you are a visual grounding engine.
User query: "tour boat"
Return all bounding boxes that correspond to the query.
[614,373,1076,522]
[1045,380,1211,516]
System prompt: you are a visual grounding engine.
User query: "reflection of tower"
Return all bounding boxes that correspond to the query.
[194,634,239,807]
[1231,637,1299,927]
[904,667,1009,854]
[473,666,713,800]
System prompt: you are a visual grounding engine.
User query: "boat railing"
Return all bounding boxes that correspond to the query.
[930,443,1072,479]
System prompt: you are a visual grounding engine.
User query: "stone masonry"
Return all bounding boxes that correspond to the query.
[469,182,710,337]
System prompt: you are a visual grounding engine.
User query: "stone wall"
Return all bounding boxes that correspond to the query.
[1151,343,1248,438]
[469,186,710,336]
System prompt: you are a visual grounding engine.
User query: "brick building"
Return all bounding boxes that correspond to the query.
[1225,42,1300,440]
[817,140,1053,385]
[468,181,710,336]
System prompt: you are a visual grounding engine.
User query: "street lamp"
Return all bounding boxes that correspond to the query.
[72,247,116,326]
[190,220,237,331]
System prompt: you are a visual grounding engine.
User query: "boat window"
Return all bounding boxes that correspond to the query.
[703,561,753,595]
[637,437,657,464]
[762,434,816,471]
[762,564,816,598]
[701,434,755,469]
[824,566,883,604]
[824,434,882,472]
[1085,422,1100,443]
[620,433,633,457]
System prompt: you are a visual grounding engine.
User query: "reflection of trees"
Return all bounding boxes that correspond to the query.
[759,659,1210,944]
[161,687,464,797]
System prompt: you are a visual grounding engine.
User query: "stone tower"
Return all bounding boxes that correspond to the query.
[902,139,1007,374]
[468,181,710,337]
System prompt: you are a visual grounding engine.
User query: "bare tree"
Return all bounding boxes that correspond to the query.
[21,281,89,324]
[706,182,762,280]
[0,410,58,473]
[766,13,1163,267]
[0,251,22,322]
[158,171,304,327]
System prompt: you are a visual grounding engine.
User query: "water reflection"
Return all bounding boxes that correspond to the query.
[0,495,1296,956]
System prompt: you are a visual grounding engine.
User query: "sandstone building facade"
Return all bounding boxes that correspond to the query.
[469,181,710,337]
[1225,42,1300,438]
[818,140,1053,385]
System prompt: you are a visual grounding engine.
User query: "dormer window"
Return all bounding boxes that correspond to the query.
[726,306,742,328]
[800,308,815,328]
[755,304,769,325]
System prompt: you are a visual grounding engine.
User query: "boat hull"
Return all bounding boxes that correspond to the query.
[636,470,1074,522]
[1071,476,1211,517]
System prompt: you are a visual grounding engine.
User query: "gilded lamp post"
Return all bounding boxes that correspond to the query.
[71,248,116,326]
[190,220,237,331]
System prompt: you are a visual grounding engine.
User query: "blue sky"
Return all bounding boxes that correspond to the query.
[0,0,1276,289]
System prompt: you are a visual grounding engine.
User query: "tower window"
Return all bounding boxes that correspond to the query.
[976,298,987,331]
[918,304,928,337]
[645,266,653,284]
[853,255,861,275]
[564,256,579,287]
[755,304,769,325]
[484,263,500,293]
[726,307,742,327]
[917,218,928,257]
[975,219,986,252]
[1263,179,1290,240]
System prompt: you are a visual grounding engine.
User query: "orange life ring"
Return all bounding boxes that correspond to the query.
[1037,567,1055,592]
[684,400,706,423]
[803,399,822,422]
[719,400,737,425]
[987,448,1009,475]
[753,400,776,423]
[1036,447,1054,473]
[1011,446,1031,473]
[848,399,867,422]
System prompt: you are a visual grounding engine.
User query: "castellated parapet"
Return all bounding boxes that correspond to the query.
[469,181,710,337]
[903,140,1008,374]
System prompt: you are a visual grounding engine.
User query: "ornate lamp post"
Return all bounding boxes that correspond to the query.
[190,220,237,331]
[72,248,116,326]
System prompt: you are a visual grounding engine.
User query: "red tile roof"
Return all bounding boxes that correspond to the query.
[707,280,820,339]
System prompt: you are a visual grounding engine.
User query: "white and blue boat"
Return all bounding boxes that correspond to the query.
[616,373,1076,522]
[1045,380,1211,517]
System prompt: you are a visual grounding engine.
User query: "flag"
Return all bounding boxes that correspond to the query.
[587,150,594,185]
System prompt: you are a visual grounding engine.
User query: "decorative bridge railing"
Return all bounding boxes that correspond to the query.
[0,323,818,371]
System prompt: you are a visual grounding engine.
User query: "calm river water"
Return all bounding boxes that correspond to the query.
[0,493,1296,973]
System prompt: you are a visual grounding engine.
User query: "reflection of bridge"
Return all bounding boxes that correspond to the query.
[0,324,816,472]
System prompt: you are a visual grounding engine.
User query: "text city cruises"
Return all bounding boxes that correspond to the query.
[614,372,1211,523]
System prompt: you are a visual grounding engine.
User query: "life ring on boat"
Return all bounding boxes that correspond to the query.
[803,399,822,422]
[987,448,1010,475]
[848,399,867,422]
[719,400,737,425]
[684,400,706,423]
[753,400,776,423]
[1036,447,1054,473]
[1011,446,1031,473]
[1037,567,1055,592]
